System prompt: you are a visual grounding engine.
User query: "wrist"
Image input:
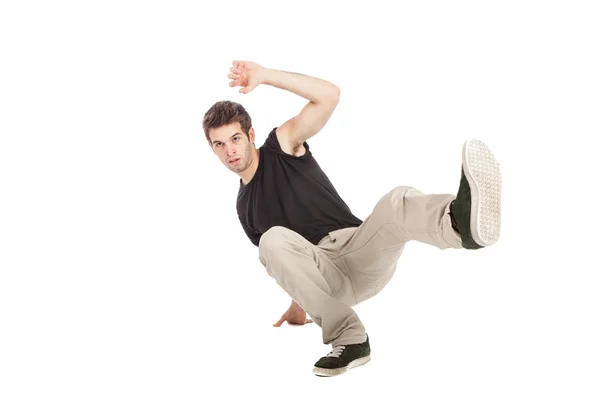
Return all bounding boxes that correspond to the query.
[290,300,302,310]
[258,67,273,85]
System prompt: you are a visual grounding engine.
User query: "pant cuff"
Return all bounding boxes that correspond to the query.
[442,201,463,249]
[331,333,368,347]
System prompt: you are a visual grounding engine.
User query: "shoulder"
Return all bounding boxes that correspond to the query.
[264,127,310,158]
[276,125,306,157]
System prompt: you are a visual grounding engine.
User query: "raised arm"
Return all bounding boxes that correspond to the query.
[228,60,340,156]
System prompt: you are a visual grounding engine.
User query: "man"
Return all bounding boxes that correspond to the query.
[203,60,502,377]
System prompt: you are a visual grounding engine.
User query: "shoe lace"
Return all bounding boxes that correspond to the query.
[326,345,346,358]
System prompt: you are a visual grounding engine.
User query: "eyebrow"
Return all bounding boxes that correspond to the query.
[212,133,241,145]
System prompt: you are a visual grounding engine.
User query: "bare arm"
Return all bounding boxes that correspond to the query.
[228,60,340,156]
[260,68,340,105]
[260,68,340,155]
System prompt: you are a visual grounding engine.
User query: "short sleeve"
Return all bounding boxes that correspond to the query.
[263,127,311,159]
[239,216,261,247]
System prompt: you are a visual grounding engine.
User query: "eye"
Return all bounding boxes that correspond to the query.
[233,136,240,142]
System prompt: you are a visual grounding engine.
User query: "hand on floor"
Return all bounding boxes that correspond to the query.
[273,300,313,327]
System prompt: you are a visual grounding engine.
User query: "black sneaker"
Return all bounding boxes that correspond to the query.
[450,140,502,249]
[313,334,371,377]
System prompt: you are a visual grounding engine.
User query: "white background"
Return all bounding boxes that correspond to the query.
[1,1,599,399]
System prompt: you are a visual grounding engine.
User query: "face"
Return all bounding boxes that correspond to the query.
[209,122,256,174]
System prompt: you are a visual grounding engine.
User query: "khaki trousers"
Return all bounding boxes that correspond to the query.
[258,186,464,347]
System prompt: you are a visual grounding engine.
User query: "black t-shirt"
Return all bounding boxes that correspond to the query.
[237,127,363,247]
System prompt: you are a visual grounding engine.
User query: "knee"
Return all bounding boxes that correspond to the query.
[380,186,415,205]
[372,186,424,219]
[258,226,292,263]
[386,185,424,203]
[258,226,313,269]
[259,226,289,251]
[390,185,419,197]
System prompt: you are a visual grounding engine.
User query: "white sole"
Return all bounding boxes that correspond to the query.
[313,355,371,377]
[462,140,502,246]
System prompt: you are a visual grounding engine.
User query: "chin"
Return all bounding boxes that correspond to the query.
[228,164,241,172]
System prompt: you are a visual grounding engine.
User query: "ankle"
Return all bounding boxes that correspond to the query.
[449,201,460,233]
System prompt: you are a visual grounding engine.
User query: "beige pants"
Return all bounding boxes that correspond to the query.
[258,186,464,347]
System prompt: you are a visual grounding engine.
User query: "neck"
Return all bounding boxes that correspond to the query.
[239,147,260,185]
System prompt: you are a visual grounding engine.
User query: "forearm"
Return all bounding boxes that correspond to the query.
[260,68,339,104]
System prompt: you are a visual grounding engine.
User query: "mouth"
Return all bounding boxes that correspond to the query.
[229,157,241,166]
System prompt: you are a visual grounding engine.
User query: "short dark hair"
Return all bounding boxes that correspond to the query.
[202,100,252,144]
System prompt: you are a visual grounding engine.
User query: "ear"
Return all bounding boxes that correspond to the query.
[249,127,255,144]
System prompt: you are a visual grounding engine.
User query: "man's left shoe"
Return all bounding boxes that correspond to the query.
[450,139,502,249]
[313,334,371,377]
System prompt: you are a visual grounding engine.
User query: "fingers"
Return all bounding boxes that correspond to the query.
[228,69,243,89]
[229,79,240,87]
[273,317,313,327]
[230,65,243,74]
[230,78,245,88]
[239,82,257,94]
[228,63,256,93]
[228,71,240,85]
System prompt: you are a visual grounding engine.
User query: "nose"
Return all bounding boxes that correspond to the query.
[225,143,236,157]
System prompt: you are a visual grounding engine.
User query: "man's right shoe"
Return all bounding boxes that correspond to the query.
[450,140,502,249]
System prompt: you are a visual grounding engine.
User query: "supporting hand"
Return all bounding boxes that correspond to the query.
[273,300,313,327]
